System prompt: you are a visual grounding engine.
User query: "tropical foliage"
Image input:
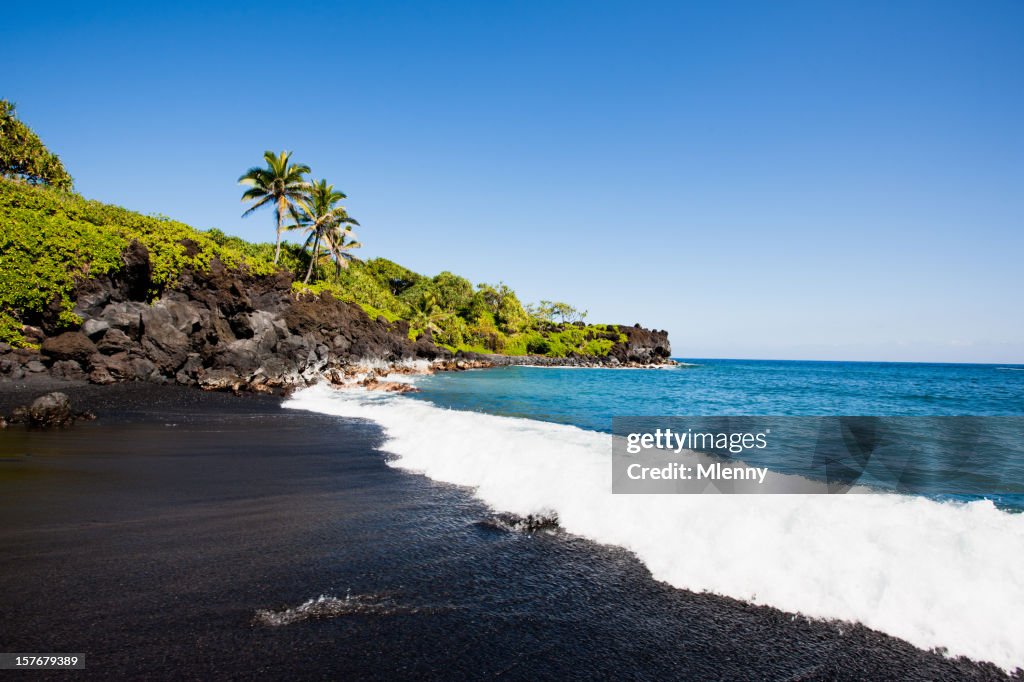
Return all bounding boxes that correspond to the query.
[286,179,360,283]
[1,178,618,355]
[292,259,625,356]
[528,300,588,324]
[0,179,275,346]
[0,109,623,357]
[239,151,311,264]
[0,100,73,191]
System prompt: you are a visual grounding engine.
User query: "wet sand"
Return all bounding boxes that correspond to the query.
[0,380,1014,680]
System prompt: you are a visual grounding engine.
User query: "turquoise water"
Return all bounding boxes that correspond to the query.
[412,359,1024,431]
[410,359,1024,508]
[289,362,1024,665]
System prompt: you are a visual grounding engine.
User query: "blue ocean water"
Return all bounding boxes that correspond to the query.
[412,359,1024,429]
[409,359,1024,508]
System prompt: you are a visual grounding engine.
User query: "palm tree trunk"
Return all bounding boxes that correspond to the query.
[303,231,320,284]
[273,198,284,265]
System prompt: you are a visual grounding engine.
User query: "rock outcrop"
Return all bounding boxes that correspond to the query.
[0,242,674,392]
[4,392,96,428]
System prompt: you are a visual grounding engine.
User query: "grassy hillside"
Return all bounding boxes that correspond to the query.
[0,179,625,356]
[0,179,276,344]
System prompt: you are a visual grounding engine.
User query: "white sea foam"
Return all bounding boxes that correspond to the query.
[284,384,1024,672]
[351,357,433,374]
[254,592,415,626]
[379,372,421,384]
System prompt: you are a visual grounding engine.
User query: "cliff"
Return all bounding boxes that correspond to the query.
[0,241,673,393]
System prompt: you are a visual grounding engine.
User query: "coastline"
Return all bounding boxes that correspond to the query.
[0,376,1017,679]
[0,225,675,397]
[288,379,1024,673]
[4,8,1020,679]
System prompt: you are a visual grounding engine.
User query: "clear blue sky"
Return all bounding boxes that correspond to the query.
[5,1,1022,362]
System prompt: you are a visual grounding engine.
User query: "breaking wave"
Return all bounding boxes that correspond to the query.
[284,384,1024,672]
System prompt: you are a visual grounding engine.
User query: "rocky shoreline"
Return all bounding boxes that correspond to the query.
[1,241,674,396]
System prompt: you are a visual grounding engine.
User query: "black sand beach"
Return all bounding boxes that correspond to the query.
[0,380,1015,680]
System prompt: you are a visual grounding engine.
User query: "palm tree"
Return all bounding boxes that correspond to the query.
[325,209,366,276]
[409,291,451,339]
[287,179,360,283]
[239,150,311,264]
[322,219,362,277]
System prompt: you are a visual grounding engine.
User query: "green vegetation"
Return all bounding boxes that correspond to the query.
[0,100,73,191]
[1,178,621,355]
[238,150,362,284]
[0,179,276,346]
[232,148,624,356]
[291,259,626,356]
[239,150,312,264]
[528,300,588,324]
[0,109,625,357]
[287,179,360,283]
[0,175,618,356]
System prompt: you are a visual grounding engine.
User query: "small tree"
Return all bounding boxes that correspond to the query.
[366,258,424,296]
[432,272,474,312]
[531,300,587,324]
[0,100,73,190]
[496,290,530,333]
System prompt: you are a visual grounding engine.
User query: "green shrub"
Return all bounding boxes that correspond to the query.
[0,179,275,346]
[0,312,26,347]
[396,279,437,308]
[333,262,410,316]
[291,280,403,323]
[206,227,308,277]
[364,258,423,296]
[582,338,615,356]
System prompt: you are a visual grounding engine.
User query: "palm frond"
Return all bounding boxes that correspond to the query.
[241,195,273,216]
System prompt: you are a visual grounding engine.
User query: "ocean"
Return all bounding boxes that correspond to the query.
[284,359,1024,673]
[411,359,1024,424]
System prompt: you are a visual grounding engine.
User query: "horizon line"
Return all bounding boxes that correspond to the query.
[673,357,1024,367]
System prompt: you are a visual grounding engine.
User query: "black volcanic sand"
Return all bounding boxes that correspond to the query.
[0,380,1017,681]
